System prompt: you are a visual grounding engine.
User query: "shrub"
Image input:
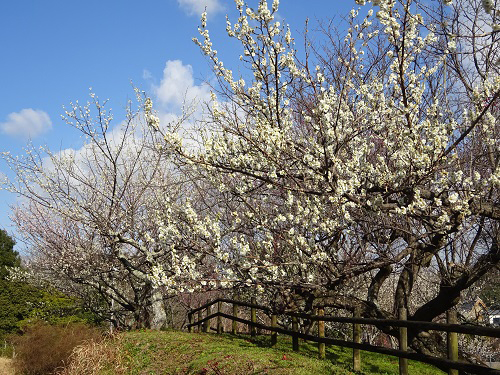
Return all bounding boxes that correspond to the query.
[12,322,103,375]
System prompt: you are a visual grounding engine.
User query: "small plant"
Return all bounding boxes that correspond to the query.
[12,322,103,375]
[0,337,15,358]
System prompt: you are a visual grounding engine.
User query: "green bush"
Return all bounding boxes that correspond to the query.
[12,322,103,375]
[0,280,97,339]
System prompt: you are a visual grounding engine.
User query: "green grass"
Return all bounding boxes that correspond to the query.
[112,330,444,375]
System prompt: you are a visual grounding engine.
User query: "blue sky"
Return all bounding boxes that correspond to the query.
[0,0,354,250]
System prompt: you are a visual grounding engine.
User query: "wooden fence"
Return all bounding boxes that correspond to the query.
[186,298,500,375]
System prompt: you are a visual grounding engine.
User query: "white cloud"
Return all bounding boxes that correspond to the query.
[177,0,224,16]
[0,109,52,139]
[154,60,211,110]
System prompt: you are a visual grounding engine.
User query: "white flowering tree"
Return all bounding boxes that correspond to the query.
[3,92,222,329]
[312,0,500,319]
[11,202,138,327]
[158,0,499,358]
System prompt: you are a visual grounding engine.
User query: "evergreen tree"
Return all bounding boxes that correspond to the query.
[0,229,19,279]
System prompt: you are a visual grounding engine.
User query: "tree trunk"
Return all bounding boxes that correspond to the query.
[149,288,167,330]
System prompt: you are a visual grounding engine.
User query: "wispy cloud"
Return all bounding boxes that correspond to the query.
[0,109,52,139]
[177,0,224,16]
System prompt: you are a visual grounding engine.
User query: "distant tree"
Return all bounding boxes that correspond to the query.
[0,229,19,279]
[3,92,220,329]
[479,268,500,307]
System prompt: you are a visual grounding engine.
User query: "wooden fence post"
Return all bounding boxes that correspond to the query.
[232,303,238,335]
[271,313,277,347]
[353,306,361,372]
[217,300,223,334]
[204,304,211,333]
[447,310,458,375]
[398,307,408,375]
[198,310,203,333]
[309,308,318,342]
[292,315,299,352]
[188,312,193,333]
[318,307,325,360]
[251,297,257,337]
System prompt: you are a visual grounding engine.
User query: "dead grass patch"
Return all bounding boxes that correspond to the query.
[12,323,103,375]
[58,334,126,375]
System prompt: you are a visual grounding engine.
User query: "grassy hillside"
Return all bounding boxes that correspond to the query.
[63,330,444,374]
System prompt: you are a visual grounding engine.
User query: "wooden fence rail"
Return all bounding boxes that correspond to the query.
[186,298,500,375]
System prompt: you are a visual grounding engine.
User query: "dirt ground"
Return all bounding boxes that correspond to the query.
[0,357,15,375]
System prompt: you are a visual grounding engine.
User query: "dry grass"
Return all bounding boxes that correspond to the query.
[58,334,126,375]
[0,357,16,375]
[12,323,103,375]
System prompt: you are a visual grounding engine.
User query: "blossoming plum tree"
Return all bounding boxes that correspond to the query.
[3,92,221,329]
[160,0,499,357]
